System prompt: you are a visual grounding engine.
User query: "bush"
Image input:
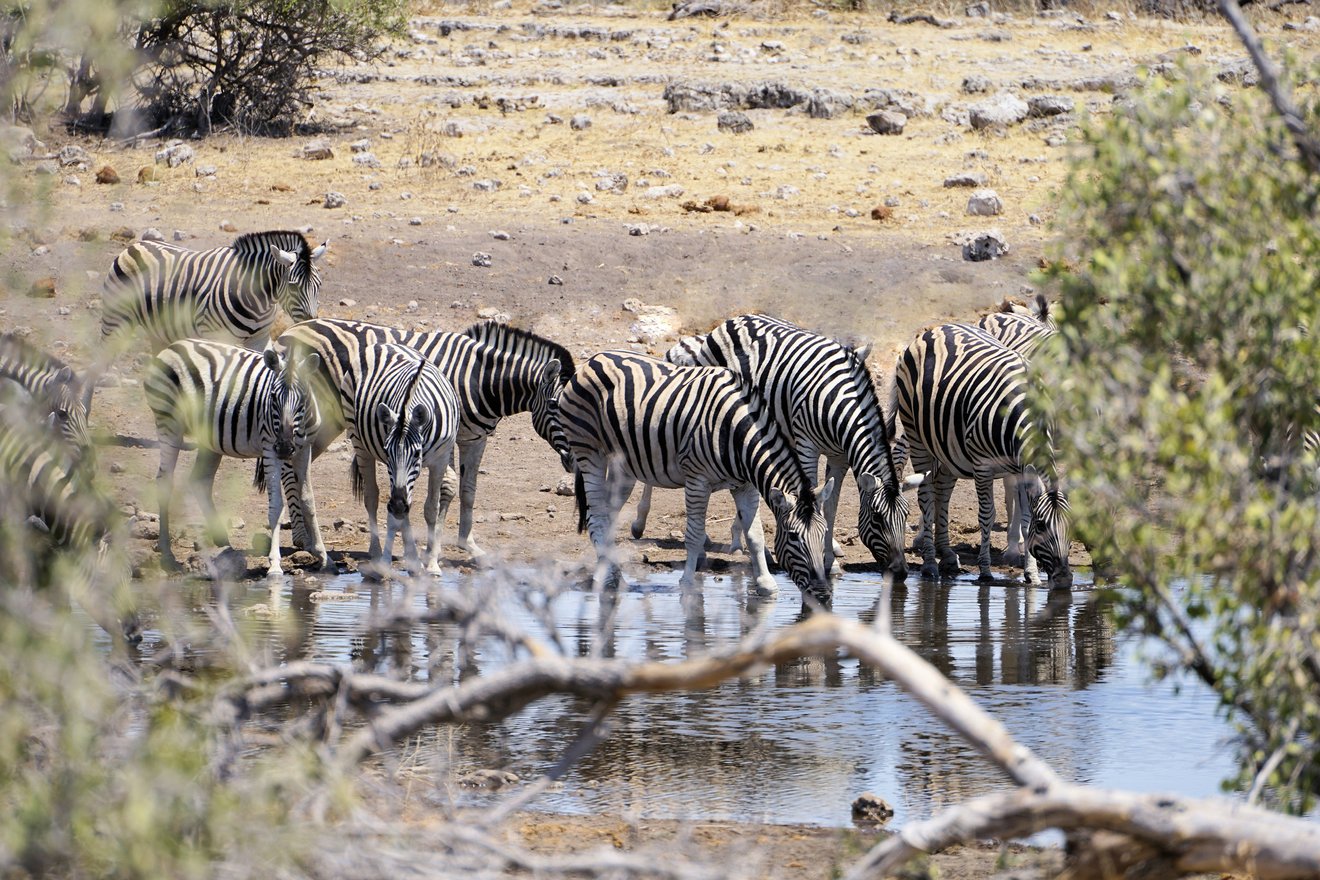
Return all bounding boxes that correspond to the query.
[1036,61,1320,812]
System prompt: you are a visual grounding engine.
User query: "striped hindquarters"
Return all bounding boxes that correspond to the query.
[976,310,1055,358]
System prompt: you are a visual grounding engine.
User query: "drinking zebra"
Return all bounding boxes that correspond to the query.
[0,332,93,465]
[631,314,917,578]
[277,318,571,560]
[0,400,137,643]
[892,322,1071,586]
[341,344,459,575]
[974,302,1057,566]
[91,230,327,411]
[559,350,834,602]
[143,340,325,575]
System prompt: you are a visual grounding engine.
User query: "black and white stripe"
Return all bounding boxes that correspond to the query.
[344,344,459,574]
[143,340,324,574]
[278,318,571,560]
[0,332,93,464]
[893,322,1071,586]
[559,350,834,602]
[634,314,916,578]
[95,231,326,408]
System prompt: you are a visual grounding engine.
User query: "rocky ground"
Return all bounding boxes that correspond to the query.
[5,1,1313,875]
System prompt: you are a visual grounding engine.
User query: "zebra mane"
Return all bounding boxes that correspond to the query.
[729,357,815,514]
[843,345,900,487]
[393,355,431,442]
[462,321,576,378]
[232,230,312,275]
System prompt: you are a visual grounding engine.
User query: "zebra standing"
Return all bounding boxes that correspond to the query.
[143,340,325,575]
[892,322,1071,586]
[559,350,834,602]
[631,314,918,579]
[974,303,1057,567]
[91,230,327,411]
[0,400,138,643]
[342,344,459,575]
[277,318,571,560]
[0,332,93,466]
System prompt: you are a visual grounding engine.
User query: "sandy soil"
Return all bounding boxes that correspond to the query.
[5,2,1307,874]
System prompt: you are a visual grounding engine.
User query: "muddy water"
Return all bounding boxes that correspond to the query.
[155,566,1236,829]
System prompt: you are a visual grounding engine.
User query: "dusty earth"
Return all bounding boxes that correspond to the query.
[4,1,1309,875]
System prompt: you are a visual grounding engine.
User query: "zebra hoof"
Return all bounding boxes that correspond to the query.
[360,558,392,582]
[1002,549,1024,567]
[939,558,963,577]
[629,522,645,540]
[920,563,939,580]
[977,571,996,585]
[751,575,778,598]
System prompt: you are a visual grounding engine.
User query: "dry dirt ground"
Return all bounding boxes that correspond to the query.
[4,2,1311,875]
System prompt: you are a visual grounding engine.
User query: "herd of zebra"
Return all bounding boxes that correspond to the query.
[0,228,1073,641]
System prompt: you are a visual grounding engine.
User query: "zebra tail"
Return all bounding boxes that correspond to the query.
[575,469,587,534]
[253,457,267,493]
[351,456,365,502]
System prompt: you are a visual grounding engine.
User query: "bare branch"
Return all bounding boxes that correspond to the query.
[1217,0,1320,174]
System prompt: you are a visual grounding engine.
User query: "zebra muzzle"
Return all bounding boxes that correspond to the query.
[387,491,410,518]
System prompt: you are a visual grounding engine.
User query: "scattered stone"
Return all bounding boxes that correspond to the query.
[595,171,628,194]
[95,165,119,185]
[63,175,81,188]
[349,138,371,153]
[351,152,381,168]
[173,230,189,241]
[57,145,92,167]
[1027,95,1075,117]
[141,227,165,242]
[154,142,195,167]
[717,111,754,134]
[944,172,987,188]
[409,217,422,226]
[303,139,335,160]
[1028,213,1043,226]
[555,475,574,496]
[473,252,493,267]
[195,165,217,177]
[627,224,652,236]
[548,275,563,285]
[962,74,992,94]
[641,184,684,199]
[1,125,43,162]
[473,178,501,192]
[806,88,854,119]
[324,191,347,209]
[491,230,511,240]
[1044,133,1068,148]
[33,160,58,175]
[623,298,679,344]
[969,92,1029,129]
[965,1,990,16]
[110,227,136,243]
[967,189,1003,216]
[457,769,519,790]
[569,114,592,130]
[576,192,594,205]
[871,205,892,221]
[340,298,357,307]
[851,792,894,825]
[26,277,56,298]
[866,110,906,135]
[964,229,1009,261]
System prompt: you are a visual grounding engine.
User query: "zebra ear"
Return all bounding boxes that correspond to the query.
[377,402,398,431]
[311,240,329,260]
[263,348,282,373]
[539,359,561,387]
[856,471,878,495]
[817,476,836,505]
[297,352,321,375]
[902,472,925,492]
[768,487,793,515]
[411,403,431,430]
[854,342,872,361]
[55,365,76,385]
[271,246,298,268]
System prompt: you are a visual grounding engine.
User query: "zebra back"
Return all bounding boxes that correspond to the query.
[462,320,576,378]
[102,230,326,351]
[0,332,92,457]
[976,310,1055,358]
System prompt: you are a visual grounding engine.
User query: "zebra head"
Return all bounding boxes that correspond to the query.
[531,359,572,471]
[270,238,328,323]
[50,366,95,472]
[262,349,322,460]
[856,471,922,581]
[378,358,434,519]
[1022,466,1072,587]
[768,477,835,605]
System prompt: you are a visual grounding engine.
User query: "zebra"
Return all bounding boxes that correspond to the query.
[892,322,1071,586]
[0,400,138,643]
[974,304,1058,566]
[143,340,325,575]
[277,318,571,560]
[630,314,918,579]
[342,344,459,575]
[558,350,834,602]
[91,230,328,411]
[0,332,93,467]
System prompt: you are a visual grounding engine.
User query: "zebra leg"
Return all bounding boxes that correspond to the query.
[1002,473,1023,567]
[931,470,961,577]
[421,451,453,574]
[732,484,777,597]
[680,482,712,588]
[629,484,653,540]
[287,445,327,568]
[264,451,285,576]
[155,442,182,572]
[1017,476,1044,585]
[823,456,848,573]
[355,450,385,563]
[578,456,623,590]
[974,472,996,582]
[190,449,228,549]
[456,438,487,560]
[913,457,941,579]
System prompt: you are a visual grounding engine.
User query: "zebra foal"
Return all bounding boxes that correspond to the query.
[91,230,327,411]
[278,317,570,560]
[344,344,458,576]
[559,351,834,602]
[892,322,1071,586]
[633,315,918,579]
[144,340,325,575]
[0,332,93,465]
